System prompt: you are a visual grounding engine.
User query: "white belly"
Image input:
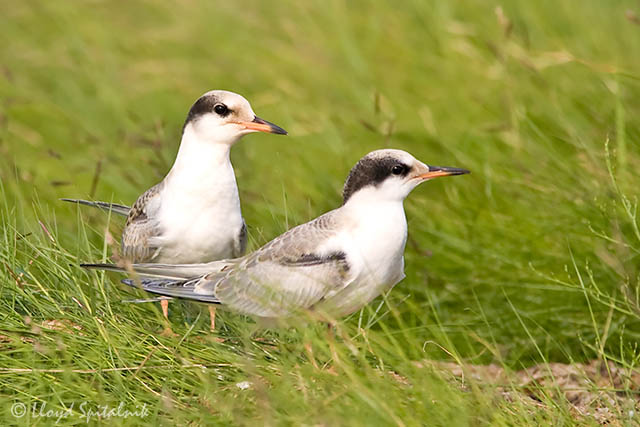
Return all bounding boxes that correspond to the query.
[154,178,244,264]
[156,213,243,263]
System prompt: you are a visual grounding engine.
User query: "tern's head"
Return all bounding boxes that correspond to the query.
[182,90,287,144]
[342,149,469,205]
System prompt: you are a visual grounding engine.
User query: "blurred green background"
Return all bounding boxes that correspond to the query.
[1,0,639,424]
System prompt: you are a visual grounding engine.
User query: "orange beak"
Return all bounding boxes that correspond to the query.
[237,116,288,135]
[414,165,470,181]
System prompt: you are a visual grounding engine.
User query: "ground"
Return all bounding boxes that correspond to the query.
[1,0,639,425]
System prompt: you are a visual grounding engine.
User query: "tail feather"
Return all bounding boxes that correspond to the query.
[81,260,231,304]
[121,297,173,303]
[81,261,233,279]
[61,199,130,217]
[81,263,128,274]
[122,277,220,304]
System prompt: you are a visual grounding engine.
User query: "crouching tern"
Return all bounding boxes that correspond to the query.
[66,90,287,332]
[83,149,468,323]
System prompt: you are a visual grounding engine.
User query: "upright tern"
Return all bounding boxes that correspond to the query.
[84,149,468,324]
[67,90,287,332]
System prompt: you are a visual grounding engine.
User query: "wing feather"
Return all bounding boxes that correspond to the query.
[201,210,353,317]
[121,183,164,262]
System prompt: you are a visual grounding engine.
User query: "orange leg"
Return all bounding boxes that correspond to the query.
[161,299,170,319]
[160,299,176,336]
[209,306,217,332]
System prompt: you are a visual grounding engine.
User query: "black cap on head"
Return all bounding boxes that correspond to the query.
[342,155,410,204]
[183,93,222,130]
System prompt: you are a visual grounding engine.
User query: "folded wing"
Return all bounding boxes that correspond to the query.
[121,183,164,262]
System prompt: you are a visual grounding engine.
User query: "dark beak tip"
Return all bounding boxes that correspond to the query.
[428,165,471,176]
[253,115,288,135]
[269,122,288,135]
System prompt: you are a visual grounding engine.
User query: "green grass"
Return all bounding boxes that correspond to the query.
[2,0,640,424]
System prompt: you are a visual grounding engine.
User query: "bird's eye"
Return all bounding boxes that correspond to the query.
[391,164,406,175]
[214,104,229,116]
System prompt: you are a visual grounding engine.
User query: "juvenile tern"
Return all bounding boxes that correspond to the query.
[68,90,287,331]
[84,149,468,323]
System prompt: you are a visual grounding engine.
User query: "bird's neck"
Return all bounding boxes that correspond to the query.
[166,126,235,187]
[342,190,408,235]
[342,187,405,211]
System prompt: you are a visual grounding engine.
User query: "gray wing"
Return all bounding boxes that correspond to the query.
[196,210,352,317]
[212,251,350,318]
[121,183,164,263]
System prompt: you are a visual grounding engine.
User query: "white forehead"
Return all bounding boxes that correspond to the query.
[364,149,417,165]
[201,90,253,111]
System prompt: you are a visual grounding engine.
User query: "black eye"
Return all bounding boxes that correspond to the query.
[214,104,229,116]
[391,164,405,175]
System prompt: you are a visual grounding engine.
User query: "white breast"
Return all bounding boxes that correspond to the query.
[155,172,243,263]
[316,200,408,317]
